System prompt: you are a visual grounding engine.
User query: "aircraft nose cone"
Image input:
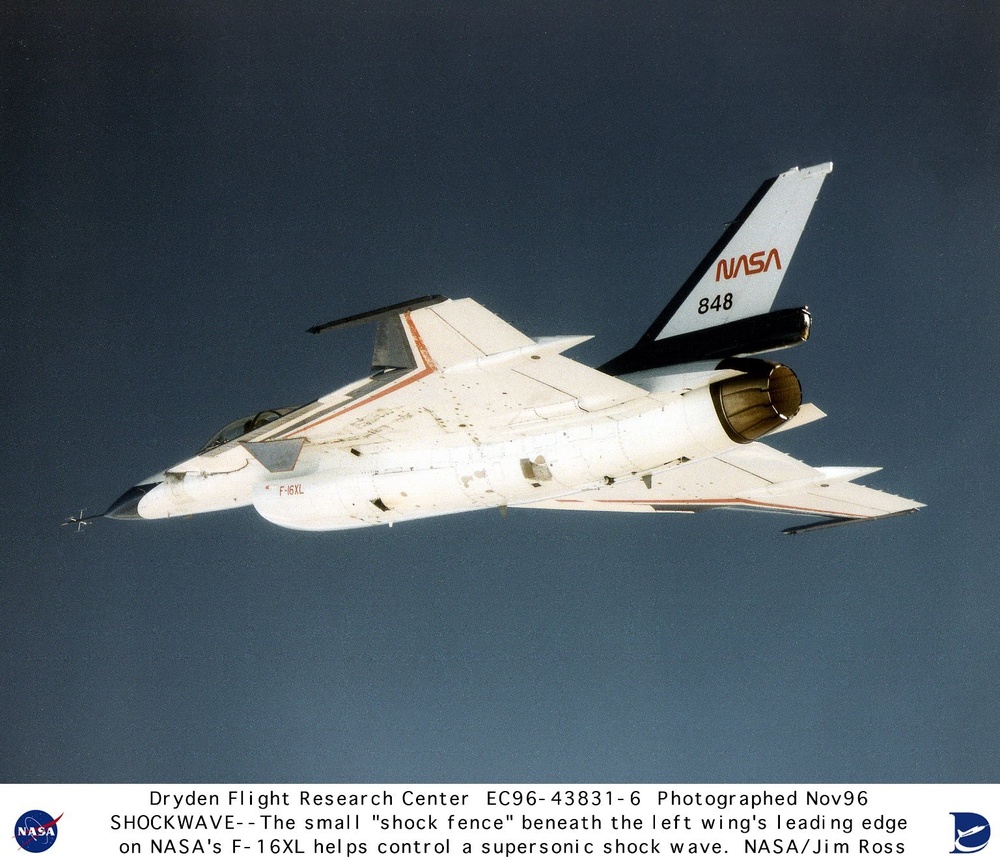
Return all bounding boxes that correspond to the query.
[103,483,159,520]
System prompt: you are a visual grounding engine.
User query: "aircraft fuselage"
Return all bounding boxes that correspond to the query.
[129,378,736,531]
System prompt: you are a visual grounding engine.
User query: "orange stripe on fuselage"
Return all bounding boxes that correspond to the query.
[283,312,438,438]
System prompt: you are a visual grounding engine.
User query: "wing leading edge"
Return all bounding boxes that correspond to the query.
[267,296,650,448]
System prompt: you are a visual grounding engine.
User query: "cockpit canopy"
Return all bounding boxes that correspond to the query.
[199,407,299,453]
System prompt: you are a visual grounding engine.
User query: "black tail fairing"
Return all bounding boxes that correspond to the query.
[598,307,811,376]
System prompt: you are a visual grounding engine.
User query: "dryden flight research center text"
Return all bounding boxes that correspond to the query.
[102,787,914,856]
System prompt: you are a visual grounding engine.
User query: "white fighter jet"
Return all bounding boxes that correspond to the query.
[73,163,922,534]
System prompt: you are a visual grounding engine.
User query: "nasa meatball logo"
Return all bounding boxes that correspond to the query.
[13,810,62,853]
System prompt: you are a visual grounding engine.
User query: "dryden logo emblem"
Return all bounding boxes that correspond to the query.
[952,812,991,854]
[13,810,61,853]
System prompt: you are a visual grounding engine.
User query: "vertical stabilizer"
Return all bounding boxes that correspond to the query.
[599,163,832,376]
[647,162,832,341]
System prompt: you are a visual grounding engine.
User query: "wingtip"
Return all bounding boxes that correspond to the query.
[308,295,449,336]
[782,162,833,178]
[782,507,922,536]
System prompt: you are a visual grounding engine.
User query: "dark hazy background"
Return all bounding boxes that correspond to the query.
[3,2,998,782]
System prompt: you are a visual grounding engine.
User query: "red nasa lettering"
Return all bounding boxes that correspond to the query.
[715,247,781,282]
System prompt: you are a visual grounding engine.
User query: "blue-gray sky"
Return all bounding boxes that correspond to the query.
[3,2,999,782]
